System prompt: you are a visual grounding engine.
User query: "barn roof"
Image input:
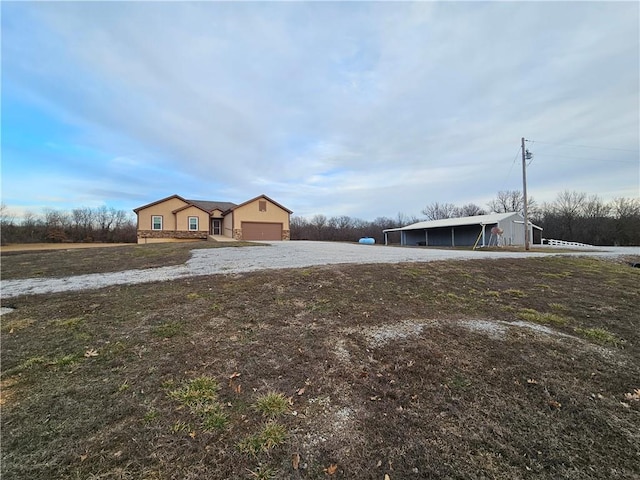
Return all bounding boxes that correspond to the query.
[383,212,534,233]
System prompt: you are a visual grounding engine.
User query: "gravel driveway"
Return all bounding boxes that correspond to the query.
[1,241,637,298]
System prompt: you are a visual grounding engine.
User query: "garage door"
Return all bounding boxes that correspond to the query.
[241,222,282,241]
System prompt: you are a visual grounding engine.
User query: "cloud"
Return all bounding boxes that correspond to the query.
[1,1,638,220]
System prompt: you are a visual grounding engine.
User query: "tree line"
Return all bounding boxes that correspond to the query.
[291,190,639,246]
[2,189,637,246]
[0,205,138,244]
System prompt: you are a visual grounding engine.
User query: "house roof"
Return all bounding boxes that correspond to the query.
[383,212,540,232]
[172,203,214,215]
[133,194,188,213]
[133,194,292,215]
[186,200,238,213]
[226,194,293,214]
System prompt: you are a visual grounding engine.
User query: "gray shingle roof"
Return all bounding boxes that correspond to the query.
[186,200,238,213]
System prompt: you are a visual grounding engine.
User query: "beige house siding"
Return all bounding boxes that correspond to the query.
[232,197,290,240]
[233,198,290,230]
[135,194,292,243]
[223,213,234,237]
[136,197,188,231]
[175,206,209,233]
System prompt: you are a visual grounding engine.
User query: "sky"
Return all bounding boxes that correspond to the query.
[1,1,639,221]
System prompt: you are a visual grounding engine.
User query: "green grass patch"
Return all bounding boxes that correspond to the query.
[238,422,287,456]
[152,321,185,338]
[254,392,289,418]
[247,465,279,479]
[169,376,229,433]
[143,408,160,424]
[52,353,81,368]
[1,318,35,332]
[170,376,221,410]
[18,355,46,371]
[449,374,472,390]
[504,289,527,298]
[575,327,621,347]
[55,316,85,328]
[549,303,569,312]
[202,408,230,432]
[516,308,570,326]
[541,271,572,279]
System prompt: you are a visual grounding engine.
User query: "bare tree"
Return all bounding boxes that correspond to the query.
[0,203,14,226]
[421,202,459,220]
[487,190,520,213]
[457,203,486,217]
[583,195,610,218]
[396,212,420,227]
[551,191,587,217]
[42,208,70,242]
[72,207,94,240]
[610,197,640,245]
[611,197,640,219]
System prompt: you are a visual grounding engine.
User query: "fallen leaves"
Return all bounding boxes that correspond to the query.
[624,389,640,401]
[296,378,311,396]
[292,453,300,470]
[548,399,561,409]
[324,464,338,475]
[84,349,99,358]
[229,372,241,394]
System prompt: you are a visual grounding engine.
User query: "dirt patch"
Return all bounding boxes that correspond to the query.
[1,257,639,479]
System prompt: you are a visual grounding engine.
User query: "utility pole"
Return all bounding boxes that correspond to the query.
[521,137,531,251]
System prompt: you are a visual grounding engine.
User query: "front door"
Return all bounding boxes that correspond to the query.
[212,220,222,235]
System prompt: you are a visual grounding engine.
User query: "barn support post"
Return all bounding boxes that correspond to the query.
[425,230,428,246]
[482,224,486,247]
[451,227,455,247]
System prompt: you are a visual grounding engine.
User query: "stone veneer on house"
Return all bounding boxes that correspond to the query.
[137,230,209,240]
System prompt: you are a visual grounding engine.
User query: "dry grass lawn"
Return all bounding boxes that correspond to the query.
[1,246,639,479]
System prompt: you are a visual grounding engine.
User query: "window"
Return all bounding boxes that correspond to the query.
[152,215,163,230]
[259,200,267,212]
[188,216,198,231]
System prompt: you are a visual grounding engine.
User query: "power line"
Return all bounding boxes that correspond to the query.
[498,146,522,191]
[528,140,637,153]
[532,153,637,164]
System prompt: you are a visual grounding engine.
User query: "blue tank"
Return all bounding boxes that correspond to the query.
[358,237,375,245]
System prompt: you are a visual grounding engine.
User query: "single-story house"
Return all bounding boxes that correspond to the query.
[383,212,542,247]
[133,194,292,244]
